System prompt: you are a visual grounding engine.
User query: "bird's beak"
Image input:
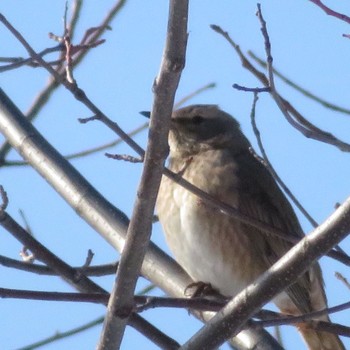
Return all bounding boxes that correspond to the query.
[139,111,151,119]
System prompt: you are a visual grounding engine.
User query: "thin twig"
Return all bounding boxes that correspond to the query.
[0,13,144,159]
[174,82,216,108]
[105,153,143,163]
[335,272,350,291]
[0,185,8,210]
[210,24,350,152]
[15,316,104,350]
[0,0,127,161]
[3,287,349,337]
[249,93,318,228]
[233,84,270,93]
[248,51,350,116]
[0,45,63,72]
[2,81,215,166]
[0,209,179,350]
[0,254,118,276]
[249,93,347,255]
[309,0,350,24]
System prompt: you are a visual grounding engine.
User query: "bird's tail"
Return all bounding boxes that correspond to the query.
[297,324,345,350]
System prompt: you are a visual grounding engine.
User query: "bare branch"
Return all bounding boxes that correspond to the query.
[309,0,350,24]
[179,195,350,349]
[174,82,216,108]
[0,205,178,350]
[248,51,350,116]
[0,0,126,161]
[0,254,118,276]
[16,316,104,350]
[105,153,143,163]
[210,24,350,152]
[0,77,291,350]
[97,1,188,348]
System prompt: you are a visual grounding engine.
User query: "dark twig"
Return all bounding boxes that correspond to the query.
[335,272,350,291]
[248,51,350,116]
[254,304,350,334]
[249,94,318,228]
[105,153,143,163]
[0,14,145,160]
[0,206,179,350]
[0,45,63,72]
[2,82,214,167]
[233,84,270,93]
[3,287,349,337]
[0,0,127,162]
[309,0,350,24]
[15,283,157,350]
[0,185,8,210]
[0,254,118,276]
[250,93,347,255]
[0,208,108,294]
[210,24,350,152]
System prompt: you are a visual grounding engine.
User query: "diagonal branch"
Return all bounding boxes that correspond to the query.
[179,195,350,350]
[0,198,179,350]
[0,0,127,162]
[309,0,350,24]
[210,24,350,152]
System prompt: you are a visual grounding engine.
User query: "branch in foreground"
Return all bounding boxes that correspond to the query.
[178,194,350,350]
[0,84,282,349]
[97,1,189,349]
[2,287,349,338]
[0,197,179,350]
[2,11,347,266]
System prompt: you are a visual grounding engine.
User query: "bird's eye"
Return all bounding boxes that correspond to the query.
[192,115,204,124]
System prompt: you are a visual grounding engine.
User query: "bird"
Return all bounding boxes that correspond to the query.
[156,104,345,350]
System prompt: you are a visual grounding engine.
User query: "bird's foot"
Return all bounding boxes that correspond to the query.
[184,281,218,298]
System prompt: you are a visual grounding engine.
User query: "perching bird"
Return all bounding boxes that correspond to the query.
[156,105,344,350]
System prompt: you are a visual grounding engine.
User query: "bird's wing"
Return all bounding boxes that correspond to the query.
[228,150,318,314]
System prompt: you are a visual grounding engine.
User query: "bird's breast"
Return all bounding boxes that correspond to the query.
[157,150,262,297]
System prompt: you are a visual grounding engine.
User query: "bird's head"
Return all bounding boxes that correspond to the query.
[169,104,249,158]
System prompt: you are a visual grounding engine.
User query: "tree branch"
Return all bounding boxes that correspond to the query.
[179,195,350,349]
[0,195,179,350]
[97,1,188,348]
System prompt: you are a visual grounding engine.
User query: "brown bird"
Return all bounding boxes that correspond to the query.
[156,105,344,350]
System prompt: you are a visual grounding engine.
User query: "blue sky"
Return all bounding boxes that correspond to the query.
[1,1,349,349]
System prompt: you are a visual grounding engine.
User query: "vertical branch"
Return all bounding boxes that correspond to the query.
[96,1,188,350]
